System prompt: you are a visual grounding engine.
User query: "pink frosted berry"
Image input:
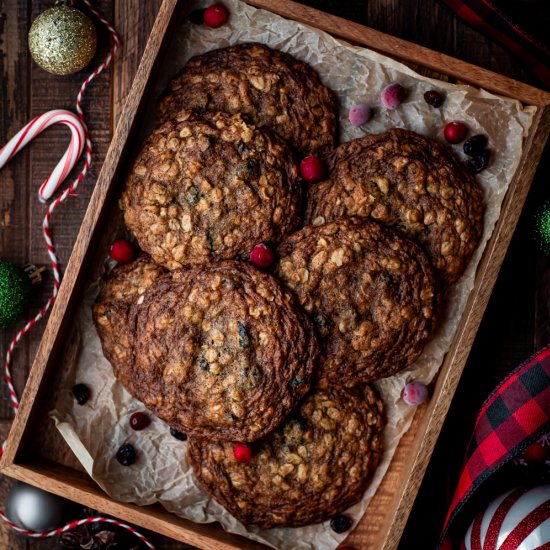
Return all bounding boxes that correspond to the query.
[300,155,326,184]
[348,104,373,126]
[250,243,275,269]
[381,83,406,109]
[403,381,429,405]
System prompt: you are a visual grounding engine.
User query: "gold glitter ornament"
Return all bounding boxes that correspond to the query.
[28,1,97,75]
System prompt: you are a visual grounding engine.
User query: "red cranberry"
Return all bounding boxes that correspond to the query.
[250,243,275,269]
[203,4,229,28]
[444,121,468,144]
[300,156,326,184]
[109,239,135,263]
[129,412,150,431]
[234,444,252,463]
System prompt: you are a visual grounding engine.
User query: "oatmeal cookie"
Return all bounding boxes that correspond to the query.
[158,43,339,157]
[306,128,484,286]
[127,261,319,442]
[121,110,302,270]
[92,254,166,392]
[188,384,384,527]
[276,218,437,384]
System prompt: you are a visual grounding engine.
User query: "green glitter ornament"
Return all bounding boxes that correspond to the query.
[534,200,550,255]
[0,261,32,329]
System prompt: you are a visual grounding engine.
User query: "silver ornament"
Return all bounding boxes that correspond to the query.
[5,481,68,532]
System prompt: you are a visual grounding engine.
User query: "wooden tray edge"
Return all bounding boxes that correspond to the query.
[1,461,267,549]
[246,0,550,106]
[0,0,184,467]
[376,103,550,549]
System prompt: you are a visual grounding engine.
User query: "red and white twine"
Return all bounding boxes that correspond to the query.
[0,2,155,548]
[0,514,154,548]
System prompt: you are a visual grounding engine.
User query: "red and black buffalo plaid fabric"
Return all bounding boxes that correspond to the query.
[440,0,550,89]
[440,343,550,544]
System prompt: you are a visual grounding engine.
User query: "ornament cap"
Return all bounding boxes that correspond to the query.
[23,264,45,286]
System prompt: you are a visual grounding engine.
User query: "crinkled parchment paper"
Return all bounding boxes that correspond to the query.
[51,1,536,548]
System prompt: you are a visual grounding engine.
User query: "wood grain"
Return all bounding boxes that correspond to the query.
[0,0,31,420]
[1,1,549,549]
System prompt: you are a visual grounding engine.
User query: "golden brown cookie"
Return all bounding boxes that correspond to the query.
[158,43,339,157]
[126,261,319,442]
[92,254,166,393]
[306,128,484,286]
[121,110,302,270]
[275,218,437,384]
[188,384,384,528]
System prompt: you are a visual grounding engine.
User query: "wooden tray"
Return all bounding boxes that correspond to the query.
[1,1,549,549]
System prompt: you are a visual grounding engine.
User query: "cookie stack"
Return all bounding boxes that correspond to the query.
[92,42,484,530]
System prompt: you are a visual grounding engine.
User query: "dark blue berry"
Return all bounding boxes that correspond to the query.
[188,8,205,24]
[116,443,136,466]
[170,428,188,441]
[72,384,90,405]
[423,90,444,107]
[330,514,352,533]
[466,150,490,174]
[463,134,488,157]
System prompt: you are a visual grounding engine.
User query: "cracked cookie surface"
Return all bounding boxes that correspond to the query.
[276,218,437,384]
[188,384,383,527]
[158,43,339,157]
[306,128,484,286]
[128,261,319,442]
[92,254,167,393]
[121,110,302,270]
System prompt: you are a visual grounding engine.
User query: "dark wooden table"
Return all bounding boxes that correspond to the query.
[1,0,548,548]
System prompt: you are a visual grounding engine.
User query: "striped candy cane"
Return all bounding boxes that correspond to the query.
[0,1,155,548]
[0,110,86,203]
